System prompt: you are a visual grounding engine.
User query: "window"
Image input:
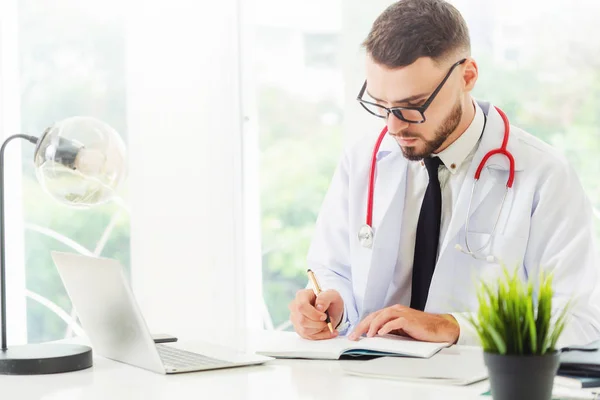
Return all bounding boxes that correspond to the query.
[250,0,600,331]
[18,0,130,343]
[246,0,344,330]
[304,33,340,69]
[463,0,600,241]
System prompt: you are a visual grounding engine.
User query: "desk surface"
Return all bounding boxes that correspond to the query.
[1,344,489,400]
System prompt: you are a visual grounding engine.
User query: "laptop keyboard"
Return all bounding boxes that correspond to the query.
[157,344,234,369]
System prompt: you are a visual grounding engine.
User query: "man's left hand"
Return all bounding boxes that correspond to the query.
[347,305,460,343]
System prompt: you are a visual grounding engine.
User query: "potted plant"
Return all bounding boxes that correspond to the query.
[468,269,570,400]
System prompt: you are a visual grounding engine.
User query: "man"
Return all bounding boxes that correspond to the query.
[288,0,600,346]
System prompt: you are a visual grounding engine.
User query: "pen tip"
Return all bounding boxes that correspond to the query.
[327,322,334,334]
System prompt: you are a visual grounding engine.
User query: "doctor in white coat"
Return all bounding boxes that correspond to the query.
[288,0,600,346]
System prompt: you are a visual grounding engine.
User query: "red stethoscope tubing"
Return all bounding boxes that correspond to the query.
[366,126,388,229]
[365,106,514,229]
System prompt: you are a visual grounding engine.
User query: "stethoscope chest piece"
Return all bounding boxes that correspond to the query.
[358,224,374,249]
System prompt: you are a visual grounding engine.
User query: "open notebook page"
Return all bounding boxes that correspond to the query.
[255,331,450,360]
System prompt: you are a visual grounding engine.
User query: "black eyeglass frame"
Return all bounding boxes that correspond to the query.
[356,58,467,124]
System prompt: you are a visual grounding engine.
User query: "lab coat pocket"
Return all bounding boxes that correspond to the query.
[434,232,528,314]
[452,232,529,312]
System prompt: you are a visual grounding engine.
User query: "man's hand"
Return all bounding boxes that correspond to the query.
[348,304,459,343]
[289,289,344,340]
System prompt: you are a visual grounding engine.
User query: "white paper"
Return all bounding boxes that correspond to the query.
[341,346,487,385]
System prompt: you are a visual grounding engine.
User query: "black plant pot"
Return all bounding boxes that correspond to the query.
[484,351,560,400]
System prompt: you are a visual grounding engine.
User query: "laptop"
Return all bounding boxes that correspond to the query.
[51,251,272,374]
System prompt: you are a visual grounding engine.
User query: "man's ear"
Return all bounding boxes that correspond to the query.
[463,58,478,92]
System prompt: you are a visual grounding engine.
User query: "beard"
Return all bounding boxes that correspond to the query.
[398,100,463,161]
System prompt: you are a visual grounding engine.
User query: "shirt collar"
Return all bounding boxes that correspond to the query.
[435,101,484,174]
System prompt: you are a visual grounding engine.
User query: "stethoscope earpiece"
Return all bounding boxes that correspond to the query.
[455,243,496,264]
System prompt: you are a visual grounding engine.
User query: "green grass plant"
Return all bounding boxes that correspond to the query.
[467,268,569,355]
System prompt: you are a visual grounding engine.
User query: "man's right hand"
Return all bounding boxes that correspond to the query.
[289,289,344,340]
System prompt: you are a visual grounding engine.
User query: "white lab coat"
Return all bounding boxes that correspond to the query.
[307,102,600,346]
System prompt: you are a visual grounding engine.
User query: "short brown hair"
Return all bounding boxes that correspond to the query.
[363,0,470,68]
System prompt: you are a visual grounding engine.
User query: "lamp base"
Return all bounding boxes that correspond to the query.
[0,343,93,375]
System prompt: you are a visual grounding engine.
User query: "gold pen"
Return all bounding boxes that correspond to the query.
[307,269,334,334]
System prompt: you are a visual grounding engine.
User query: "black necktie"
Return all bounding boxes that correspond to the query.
[410,156,443,311]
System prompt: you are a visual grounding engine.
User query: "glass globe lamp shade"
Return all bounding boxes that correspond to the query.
[33,116,127,208]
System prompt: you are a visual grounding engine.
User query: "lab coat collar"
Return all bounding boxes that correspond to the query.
[376,131,401,159]
[375,101,526,172]
[436,101,485,174]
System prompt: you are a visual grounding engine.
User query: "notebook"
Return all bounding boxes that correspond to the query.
[255,331,450,360]
[559,340,600,378]
[555,375,600,389]
[342,346,488,385]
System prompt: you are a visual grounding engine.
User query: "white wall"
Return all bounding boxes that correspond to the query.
[0,0,27,345]
[127,0,250,349]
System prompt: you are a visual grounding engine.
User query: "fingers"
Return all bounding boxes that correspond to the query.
[292,289,326,322]
[295,325,326,339]
[377,317,407,336]
[290,289,335,340]
[293,319,338,340]
[290,311,327,339]
[295,289,316,307]
[366,311,399,338]
[348,312,378,341]
[315,290,344,328]
[290,313,327,330]
[349,306,410,340]
[315,290,340,312]
[311,329,339,341]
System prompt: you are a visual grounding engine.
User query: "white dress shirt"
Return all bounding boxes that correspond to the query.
[384,102,485,307]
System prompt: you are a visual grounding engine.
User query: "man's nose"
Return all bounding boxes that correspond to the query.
[386,112,410,135]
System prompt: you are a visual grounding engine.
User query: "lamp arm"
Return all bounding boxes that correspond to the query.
[1,134,38,351]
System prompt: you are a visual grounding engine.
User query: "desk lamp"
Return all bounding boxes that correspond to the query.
[0,116,126,374]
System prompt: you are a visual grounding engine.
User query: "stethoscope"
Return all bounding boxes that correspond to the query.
[358,106,515,263]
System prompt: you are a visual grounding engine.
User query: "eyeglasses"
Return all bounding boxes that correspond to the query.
[356,58,467,124]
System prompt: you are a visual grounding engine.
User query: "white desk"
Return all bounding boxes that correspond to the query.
[1,344,489,400]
